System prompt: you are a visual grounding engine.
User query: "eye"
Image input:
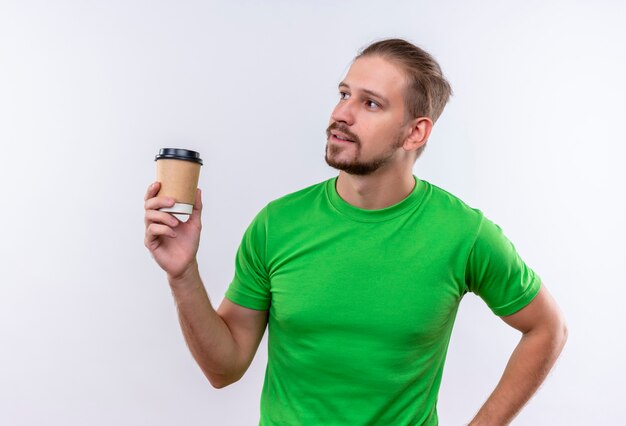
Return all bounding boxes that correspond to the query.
[366,100,380,109]
[339,91,350,100]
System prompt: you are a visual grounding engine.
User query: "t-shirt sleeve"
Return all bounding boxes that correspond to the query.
[465,215,542,316]
[224,206,271,310]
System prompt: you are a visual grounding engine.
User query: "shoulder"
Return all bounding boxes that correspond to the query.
[420,179,485,228]
[265,178,332,214]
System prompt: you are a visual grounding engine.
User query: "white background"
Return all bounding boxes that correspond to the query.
[1,1,625,424]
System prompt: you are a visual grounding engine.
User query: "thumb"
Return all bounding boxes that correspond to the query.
[188,188,203,225]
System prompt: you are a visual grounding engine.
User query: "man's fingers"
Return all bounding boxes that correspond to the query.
[188,188,203,226]
[145,209,179,228]
[145,182,161,201]
[144,195,176,211]
[145,223,177,243]
[193,188,203,214]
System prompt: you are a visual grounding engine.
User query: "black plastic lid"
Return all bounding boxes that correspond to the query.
[155,148,203,165]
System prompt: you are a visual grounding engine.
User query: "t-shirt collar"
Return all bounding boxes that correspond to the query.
[326,175,426,222]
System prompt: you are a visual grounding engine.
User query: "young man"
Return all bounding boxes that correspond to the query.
[144,39,567,425]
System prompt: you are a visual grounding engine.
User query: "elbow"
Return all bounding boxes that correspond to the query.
[209,379,230,389]
[207,371,243,389]
[544,314,568,357]
[558,317,569,349]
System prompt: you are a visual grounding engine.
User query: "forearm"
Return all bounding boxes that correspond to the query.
[468,327,567,425]
[168,262,240,388]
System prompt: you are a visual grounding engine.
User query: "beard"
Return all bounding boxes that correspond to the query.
[324,122,404,176]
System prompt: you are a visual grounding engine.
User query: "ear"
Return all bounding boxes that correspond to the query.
[403,117,433,153]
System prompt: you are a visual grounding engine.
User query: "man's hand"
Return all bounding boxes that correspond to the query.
[143,182,267,388]
[144,182,202,279]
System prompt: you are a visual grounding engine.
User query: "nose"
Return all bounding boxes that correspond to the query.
[331,98,355,126]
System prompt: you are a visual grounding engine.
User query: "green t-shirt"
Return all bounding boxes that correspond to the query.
[225,175,541,425]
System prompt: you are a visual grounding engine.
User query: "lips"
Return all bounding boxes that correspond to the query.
[327,122,359,144]
[331,131,355,143]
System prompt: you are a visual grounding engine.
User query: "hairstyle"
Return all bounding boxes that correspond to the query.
[356,38,452,124]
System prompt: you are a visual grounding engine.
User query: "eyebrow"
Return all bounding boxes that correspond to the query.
[338,82,389,106]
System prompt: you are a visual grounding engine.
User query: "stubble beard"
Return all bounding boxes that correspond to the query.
[324,128,405,176]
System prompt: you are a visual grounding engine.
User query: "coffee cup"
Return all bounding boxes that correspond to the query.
[154,148,203,215]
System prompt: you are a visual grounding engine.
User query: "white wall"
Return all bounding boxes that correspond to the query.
[1,1,624,424]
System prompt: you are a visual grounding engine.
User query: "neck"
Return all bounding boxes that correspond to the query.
[335,169,416,210]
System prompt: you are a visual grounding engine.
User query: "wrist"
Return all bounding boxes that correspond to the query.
[167,260,201,290]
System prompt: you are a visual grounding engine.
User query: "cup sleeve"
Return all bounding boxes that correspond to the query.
[225,206,272,310]
[464,215,542,317]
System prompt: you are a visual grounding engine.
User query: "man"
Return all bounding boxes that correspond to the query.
[144,39,567,425]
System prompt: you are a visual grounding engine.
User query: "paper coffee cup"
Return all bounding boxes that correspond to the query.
[154,148,203,215]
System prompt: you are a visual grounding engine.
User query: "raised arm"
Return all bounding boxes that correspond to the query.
[468,284,568,425]
[144,182,268,388]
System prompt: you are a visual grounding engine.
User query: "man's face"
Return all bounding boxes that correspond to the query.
[325,55,410,175]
